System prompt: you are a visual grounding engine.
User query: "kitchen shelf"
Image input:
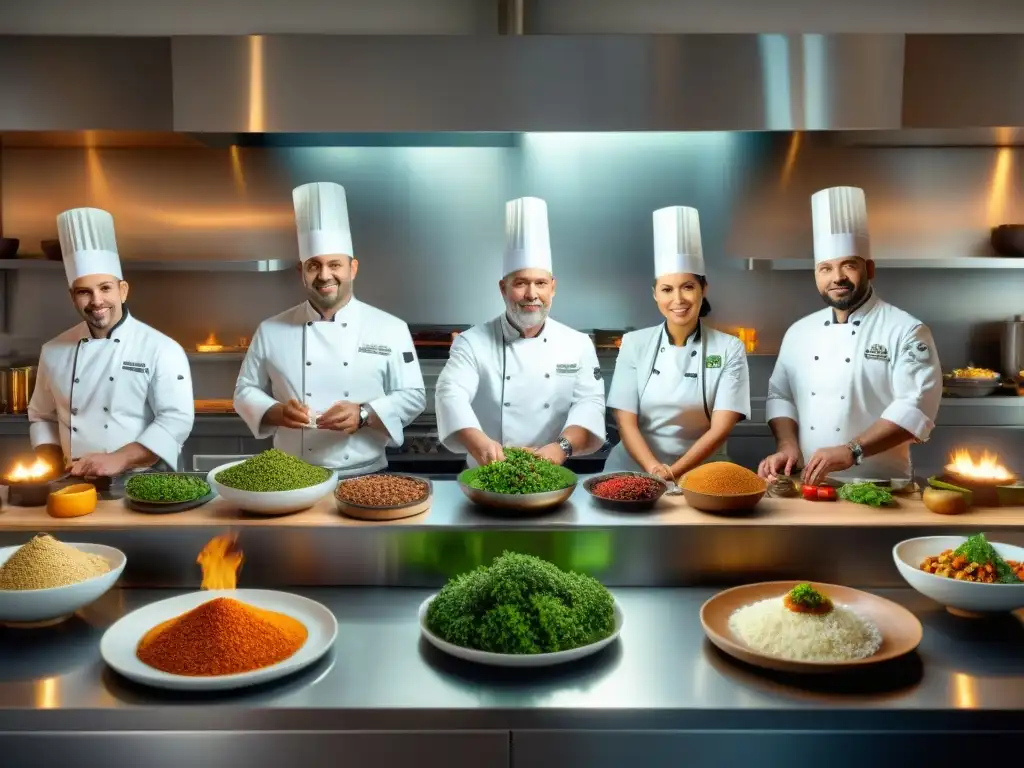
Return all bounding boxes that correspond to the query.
[0,258,292,273]
[187,352,246,362]
[745,257,1024,270]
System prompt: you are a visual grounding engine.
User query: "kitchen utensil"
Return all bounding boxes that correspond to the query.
[334,474,432,521]
[418,594,623,668]
[583,471,668,511]
[991,225,1024,257]
[39,239,62,261]
[207,460,336,515]
[1001,315,1024,379]
[700,580,922,674]
[0,238,19,260]
[456,469,577,513]
[893,536,1024,616]
[4,366,36,414]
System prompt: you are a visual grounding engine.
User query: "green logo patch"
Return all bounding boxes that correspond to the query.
[705,355,722,369]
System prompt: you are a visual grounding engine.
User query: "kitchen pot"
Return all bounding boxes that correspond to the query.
[1001,315,1024,380]
[991,225,1024,257]
[4,366,36,414]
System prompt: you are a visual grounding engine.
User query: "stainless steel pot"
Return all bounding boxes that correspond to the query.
[1002,316,1024,379]
[5,366,36,414]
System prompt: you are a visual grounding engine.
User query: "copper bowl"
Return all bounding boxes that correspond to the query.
[682,487,766,514]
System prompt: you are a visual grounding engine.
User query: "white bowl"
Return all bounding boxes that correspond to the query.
[893,535,1024,614]
[207,460,336,515]
[0,543,126,624]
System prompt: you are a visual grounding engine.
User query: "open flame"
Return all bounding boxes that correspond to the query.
[197,534,244,590]
[945,449,1015,483]
[195,332,224,353]
[7,458,53,483]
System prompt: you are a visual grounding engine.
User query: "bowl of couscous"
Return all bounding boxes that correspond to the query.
[680,461,767,513]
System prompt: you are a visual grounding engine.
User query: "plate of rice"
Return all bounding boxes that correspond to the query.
[700,581,922,673]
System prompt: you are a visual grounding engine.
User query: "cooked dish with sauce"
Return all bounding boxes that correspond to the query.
[919,533,1024,583]
[948,367,1000,380]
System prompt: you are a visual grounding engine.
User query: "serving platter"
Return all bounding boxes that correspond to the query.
[100,589,337,691]
[418,594,623,668]
[123,472,217,515]
[700,581,922,674]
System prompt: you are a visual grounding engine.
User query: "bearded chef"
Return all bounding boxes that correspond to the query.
[758,186,942,486]
[233,181,425,475]
[434,196,606,467]
[605,206,750,480]
[28,207,195,477]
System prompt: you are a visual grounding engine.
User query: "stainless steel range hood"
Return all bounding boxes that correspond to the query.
[2,34,1024,135]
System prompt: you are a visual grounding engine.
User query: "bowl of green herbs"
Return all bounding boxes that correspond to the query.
[457,447,577,511]
[421,551,622,667]
[123,472,214,514]
[208,449,336,515]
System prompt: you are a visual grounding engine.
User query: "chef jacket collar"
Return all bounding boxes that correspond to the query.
[303,297,360,324]
[829,286,879,325]
[661,320,701,348]
[500,312,547,343]
[78,306,133,342]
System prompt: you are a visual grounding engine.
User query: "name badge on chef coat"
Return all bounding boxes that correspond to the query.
[556,363,580,376]
[122,360,150,374]
[705,355,722,369]
[864,343,890,362]
[358,344,392,357]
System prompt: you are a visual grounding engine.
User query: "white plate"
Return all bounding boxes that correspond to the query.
[418,594,623,668]
[207,460,337,515]
[0,543,126,623]
[894,536,1024,614]
[100,589,338,691]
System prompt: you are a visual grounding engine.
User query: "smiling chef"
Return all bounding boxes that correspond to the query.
[434,196,606,467]
[233,181,425,475]
[28,207,195,477]
[758,186,943,487]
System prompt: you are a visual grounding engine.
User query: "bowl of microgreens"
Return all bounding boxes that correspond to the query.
[208,449,336,515]
[457,447,577,512]
[123,472,215,514]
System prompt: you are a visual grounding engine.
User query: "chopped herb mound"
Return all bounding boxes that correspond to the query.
[125,473,210,503]
[953,533,1022,584]
[462,447,576,495]
[425,552,616,654]
[838,482,894,507]
[786,582,834,612]
[214,449,331,492]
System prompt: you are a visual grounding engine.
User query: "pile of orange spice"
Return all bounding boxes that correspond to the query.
[682,461,766,495]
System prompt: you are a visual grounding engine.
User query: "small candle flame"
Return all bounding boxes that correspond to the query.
[7,458,53,482]
[946,449,1014,483]
[197,534,244,590]
[195,332,224,353]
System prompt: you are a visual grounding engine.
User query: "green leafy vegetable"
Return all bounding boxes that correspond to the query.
[786,582,833,611]
[425,551,616,654]
[838,482,894,507]
[462,447,576,495]
[953,533,1021,584]
[214,449,331,492]
[125,473,210,503]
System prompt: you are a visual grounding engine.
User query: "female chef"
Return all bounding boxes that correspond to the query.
[604,206,750,481]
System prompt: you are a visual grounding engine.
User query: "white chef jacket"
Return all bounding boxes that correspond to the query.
[28,312,195,470]
[233,299,426,475]
[605,322,751,472]
[766,290,942,481]
[435,314,607,465]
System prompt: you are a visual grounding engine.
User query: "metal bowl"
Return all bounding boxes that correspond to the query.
[583,471,668,511]
[943,378,1002,398]
[456,468,577,512]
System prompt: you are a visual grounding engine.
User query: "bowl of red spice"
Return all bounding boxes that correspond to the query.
[584,472,669,511]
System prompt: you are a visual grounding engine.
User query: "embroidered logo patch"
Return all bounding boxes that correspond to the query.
[684,372,698,379]
[556,363,580,375]
[705,355,722,369]
[403,351,415,363]
[865,343,890,362]
[593,367,603,380]
[122,361,150,375]
[901,339,931,364]
[358,344,392,357]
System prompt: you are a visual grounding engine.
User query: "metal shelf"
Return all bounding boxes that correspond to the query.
[0,258,291,273]
[745,257,1024,270]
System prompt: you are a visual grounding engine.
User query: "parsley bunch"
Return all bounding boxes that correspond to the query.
[425,552,616,654]
[838,482,894,507]
[953,533,1022,584]
[463,447,576,495]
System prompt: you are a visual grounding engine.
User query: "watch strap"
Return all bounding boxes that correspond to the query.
[557,436,573,458]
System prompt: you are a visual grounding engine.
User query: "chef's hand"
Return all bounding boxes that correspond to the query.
[464,433,506,466]
[70,452,129,478]
[526,443,568,466]
[802,445,856,487]
[317,402,361,434]
[758,445,803,482]
[647,463,675,482]
[266,399,311,429]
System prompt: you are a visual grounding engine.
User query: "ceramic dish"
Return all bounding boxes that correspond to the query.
[418,594,623,668]
[583,472,669,512]
[0,543,126,626]
[207,461,336,515]
[334,474,432,521]
[943,378,1002,398]
[123,472,217,514]
[893,535,1024,616]
[100,589,337,691]
[700,580,922,674]
[682,487,765,514]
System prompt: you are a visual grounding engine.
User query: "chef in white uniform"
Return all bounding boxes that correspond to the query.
[28,207,195,477]
[758,186,943,486]
[234,182,425,475]
[434,197,606,467]
[606,206,750,480]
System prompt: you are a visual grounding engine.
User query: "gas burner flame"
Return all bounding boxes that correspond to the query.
[945,449,1015,483]
[7,458,52,483]
[197,533,244,591]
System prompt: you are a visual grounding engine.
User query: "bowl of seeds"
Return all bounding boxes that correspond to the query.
[0,533,126,626]
[335,473,432,521]
[124,472,215,514]
[457,448,577,513]
[208,449,336,515]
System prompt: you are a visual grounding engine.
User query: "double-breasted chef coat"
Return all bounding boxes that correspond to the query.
[766,290,942,481]
[234,298,426,475]
[28,311,195,470]
[605,322,751,472]
[435,314,606,465]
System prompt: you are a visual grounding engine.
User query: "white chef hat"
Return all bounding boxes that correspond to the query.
[293,182,353,262]
[503,197,552,277]
[811,186,871,264]
[652,206,705,278]
[56,207,123,286]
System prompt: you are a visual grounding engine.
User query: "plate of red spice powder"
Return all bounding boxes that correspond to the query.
[583,472,669,511]
[100,589,337,691]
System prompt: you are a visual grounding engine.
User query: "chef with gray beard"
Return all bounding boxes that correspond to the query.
[434,196,606,468]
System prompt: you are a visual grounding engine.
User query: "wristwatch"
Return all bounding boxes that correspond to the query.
[557,436,573,458]
[846,441,864,465]
[358,405,370,429]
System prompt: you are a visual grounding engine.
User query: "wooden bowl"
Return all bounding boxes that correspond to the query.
[682,487,765,513]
